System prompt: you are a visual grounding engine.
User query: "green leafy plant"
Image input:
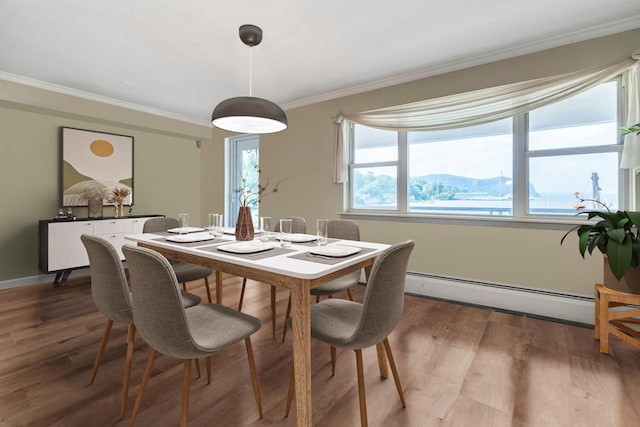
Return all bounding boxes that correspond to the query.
[620,122,640,136]
[561,194,640,281]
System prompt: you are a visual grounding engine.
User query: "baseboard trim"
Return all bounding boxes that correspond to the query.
[404,272,594,326]
[3,270,595,326]
[0,268,90,291]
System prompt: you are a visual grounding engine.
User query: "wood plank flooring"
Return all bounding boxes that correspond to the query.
[1,274,639,426]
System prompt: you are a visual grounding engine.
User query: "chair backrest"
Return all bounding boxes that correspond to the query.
[81,234,133,324]
[346,240,414,349]
[143,216,180,233]
[122,245,196,358]
[327,219,360,241]
[273,216,306,233]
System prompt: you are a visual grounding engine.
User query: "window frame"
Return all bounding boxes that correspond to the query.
[346,78,628,224]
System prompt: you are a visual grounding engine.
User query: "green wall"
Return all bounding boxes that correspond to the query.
[0,102,206,280]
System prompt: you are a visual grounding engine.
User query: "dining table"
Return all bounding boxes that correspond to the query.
[125,229,390,426]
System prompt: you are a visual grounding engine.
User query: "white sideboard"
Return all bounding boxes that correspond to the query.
[39,215,161,285]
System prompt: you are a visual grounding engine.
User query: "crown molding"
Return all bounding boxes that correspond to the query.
[0,71,211,127]
[282,17,640,110]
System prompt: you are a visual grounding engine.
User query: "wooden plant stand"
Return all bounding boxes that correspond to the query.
[594,283,640,354]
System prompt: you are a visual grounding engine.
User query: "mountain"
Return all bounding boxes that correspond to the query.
[411,174,540,199]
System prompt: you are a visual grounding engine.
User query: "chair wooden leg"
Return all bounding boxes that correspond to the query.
[120,324,135,420]
[376,342,388,379]
[285,366,295,417]
[194,359,201,378]
[245,337,263,418]
[181,360,191,427]
[383,338,406,408]
[204,276,212,304]
[238,278,247,311]
[90,318,113,384]
[281,294,291,343]
[181,282,187,292]
[129,349,157,427]
[355,349,368,427]
[347,288,354,301]
[205,356,211,385]
[330,346,337,377]
[271,286,276,338]
[316,295,321,303]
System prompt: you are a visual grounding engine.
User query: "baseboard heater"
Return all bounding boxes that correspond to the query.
[403,272,594,327]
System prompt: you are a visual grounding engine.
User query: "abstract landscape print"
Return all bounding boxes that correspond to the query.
[61,127,133,207]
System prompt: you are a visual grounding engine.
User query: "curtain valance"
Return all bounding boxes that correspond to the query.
[333,54,639,183]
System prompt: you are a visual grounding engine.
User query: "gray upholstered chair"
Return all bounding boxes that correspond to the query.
[237,216,307,338]
[122,245,263,427]
[285,240,414,427]
[143,217,215,303]
[281,219,361,343]
[81,234,201,420]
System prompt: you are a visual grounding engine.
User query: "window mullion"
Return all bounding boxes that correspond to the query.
[398,131,407,212]
[513,114,527,217]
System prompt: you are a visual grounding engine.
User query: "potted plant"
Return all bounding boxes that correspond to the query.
[561,193,640,275]
[234,167,285,241]
[561,122,640,291]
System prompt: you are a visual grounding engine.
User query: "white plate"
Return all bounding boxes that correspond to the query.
[166,232,214,243]
[217,241,273,254]
[310,245,362,257]
[167,227,206,233]
[222,227,237,235]
[275,233,318,243]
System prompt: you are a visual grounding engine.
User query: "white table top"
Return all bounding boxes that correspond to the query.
[124,233,389,280]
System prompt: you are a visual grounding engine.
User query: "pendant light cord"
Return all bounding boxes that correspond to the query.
[249,47,253,96]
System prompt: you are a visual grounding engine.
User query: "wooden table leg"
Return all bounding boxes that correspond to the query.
[215,271,223,305]
[291,279,312,426]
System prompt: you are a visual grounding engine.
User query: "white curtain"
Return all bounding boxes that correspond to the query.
[333,55,639,182]
[332,115,348,183]
[620,63,640,169]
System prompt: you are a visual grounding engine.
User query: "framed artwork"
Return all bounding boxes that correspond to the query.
[60,127,134,207]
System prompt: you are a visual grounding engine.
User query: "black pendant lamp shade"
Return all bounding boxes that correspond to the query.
[212,25,288,134]
[212,96,288,133]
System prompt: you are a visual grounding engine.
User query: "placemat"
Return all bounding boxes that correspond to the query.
[152,236,227,247]
[199,245,296,260]
[288,247,376,265]
[293,237,340,247]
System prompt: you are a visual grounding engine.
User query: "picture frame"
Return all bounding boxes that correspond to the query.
[60,127,134,207]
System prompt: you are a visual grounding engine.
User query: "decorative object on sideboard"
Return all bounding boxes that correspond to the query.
[84,187,106,218]
[60,126,134,208]
[108,187,131,218]
[211,24,288,134]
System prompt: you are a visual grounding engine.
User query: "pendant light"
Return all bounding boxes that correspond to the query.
[211,24,288,134]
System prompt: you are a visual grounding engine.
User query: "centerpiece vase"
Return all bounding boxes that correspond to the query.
[235,206,255,241]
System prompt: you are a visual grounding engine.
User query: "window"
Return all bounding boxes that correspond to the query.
[229,135,260,226]
[349,80,624,218]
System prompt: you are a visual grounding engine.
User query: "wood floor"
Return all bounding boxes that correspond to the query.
[1,275,640,427]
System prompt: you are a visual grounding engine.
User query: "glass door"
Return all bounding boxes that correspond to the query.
[229,134,260,226]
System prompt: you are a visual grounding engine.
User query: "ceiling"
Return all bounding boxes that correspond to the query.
[2,1,640,127]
